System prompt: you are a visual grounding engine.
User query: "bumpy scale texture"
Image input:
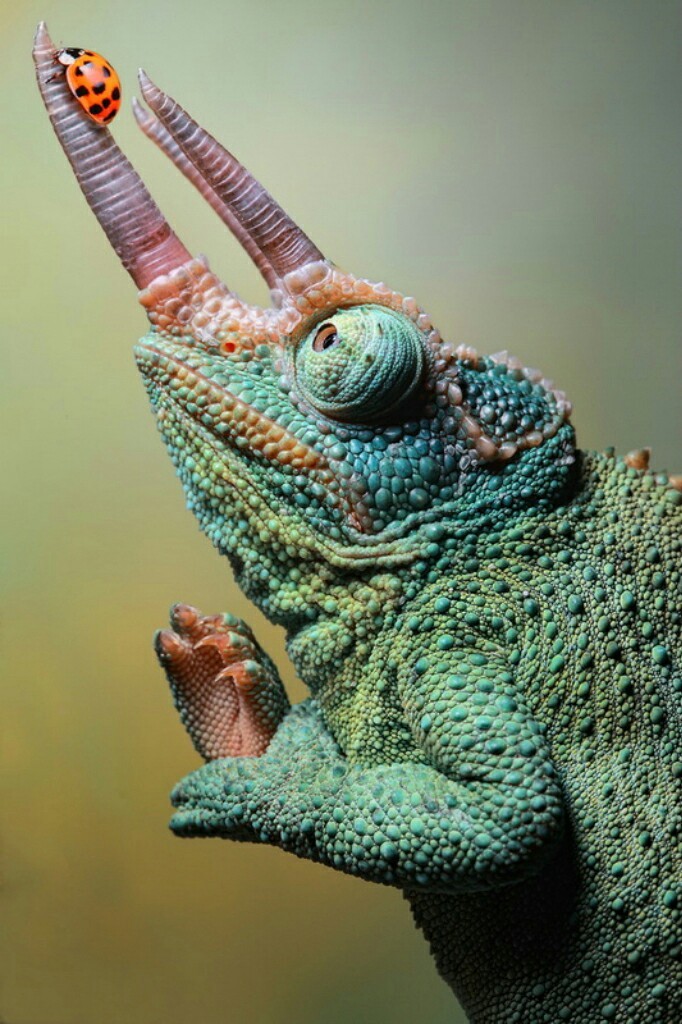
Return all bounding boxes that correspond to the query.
[143,281,681,1023]
[35,33,682,1022]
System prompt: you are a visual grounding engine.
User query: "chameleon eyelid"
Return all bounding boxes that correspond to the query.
[312,323,339,352]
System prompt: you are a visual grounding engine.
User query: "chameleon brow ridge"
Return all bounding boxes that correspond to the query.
[132,97,280,291]
[32,22,191,289]
[137,70,325,283]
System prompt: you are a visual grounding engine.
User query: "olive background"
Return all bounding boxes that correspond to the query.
[2,1,680,1022]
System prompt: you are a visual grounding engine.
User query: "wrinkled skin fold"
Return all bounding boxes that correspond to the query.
[35,22,682,1024]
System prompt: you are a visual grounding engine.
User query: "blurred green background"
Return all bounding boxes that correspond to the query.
[2,1,680,1022]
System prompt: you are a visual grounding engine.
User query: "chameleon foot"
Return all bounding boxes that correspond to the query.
[155,603,290,760]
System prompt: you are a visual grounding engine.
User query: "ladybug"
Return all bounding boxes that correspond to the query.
[54,48,121,125]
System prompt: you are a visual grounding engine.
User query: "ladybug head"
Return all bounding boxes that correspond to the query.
[55,47,86,66]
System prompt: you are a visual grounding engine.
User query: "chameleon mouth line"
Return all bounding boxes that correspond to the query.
[135,340,378,538]
[136,340,425,564]
[136,341,324,474]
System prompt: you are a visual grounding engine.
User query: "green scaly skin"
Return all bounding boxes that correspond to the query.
[142,310,682,1023]
[34,30,682,1019]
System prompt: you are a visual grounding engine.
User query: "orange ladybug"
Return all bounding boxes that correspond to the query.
[55,48,121,125]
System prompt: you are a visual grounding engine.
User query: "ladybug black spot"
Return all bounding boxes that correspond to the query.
[75,85,89,98]
[89,103,103,116]
[102,66,111,78]
[103,109,117,122]
[101,98,111,109]
[74,66,84,77]
[92,82,106,95]
[111,86,121,101]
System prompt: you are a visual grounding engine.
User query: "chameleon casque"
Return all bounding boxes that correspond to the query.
[34,22,682,1024]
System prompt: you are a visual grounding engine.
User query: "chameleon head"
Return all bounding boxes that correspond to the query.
[34,22,575,614]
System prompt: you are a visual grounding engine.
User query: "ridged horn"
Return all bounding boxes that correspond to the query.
[131,97,279,290]
[33,22,191,289]
[138,70,325,282]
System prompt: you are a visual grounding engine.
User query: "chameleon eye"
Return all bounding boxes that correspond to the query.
[295,305,425,423]
[312,323,340,352]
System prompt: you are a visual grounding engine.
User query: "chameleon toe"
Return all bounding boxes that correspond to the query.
[154,628,187,664]
[168,602,201,636]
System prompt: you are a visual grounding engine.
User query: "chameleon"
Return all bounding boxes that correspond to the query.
[34,22,682,1024]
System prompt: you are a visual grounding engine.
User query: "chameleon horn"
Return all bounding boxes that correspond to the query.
[137,71,325,282]
[132,97,279,290]
[33,22,191,289]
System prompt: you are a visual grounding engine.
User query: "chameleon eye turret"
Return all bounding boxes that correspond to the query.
[295,306,425,422]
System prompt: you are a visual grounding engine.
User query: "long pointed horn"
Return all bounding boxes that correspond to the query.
[132,97,279,290]
[33,23,191,289]
[138,71,325,282]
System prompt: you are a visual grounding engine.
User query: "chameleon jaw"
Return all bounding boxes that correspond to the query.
[135,339,324,475]
[134,336,376,538]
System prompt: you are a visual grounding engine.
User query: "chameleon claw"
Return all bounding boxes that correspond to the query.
[169,601,201,634]
[217,660,267,693]
[194,632,244,663]
[154,628,187,664]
